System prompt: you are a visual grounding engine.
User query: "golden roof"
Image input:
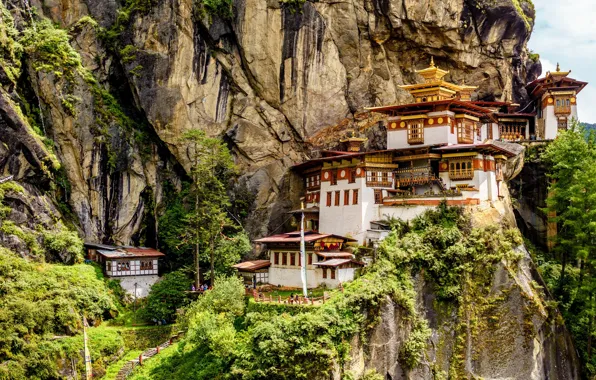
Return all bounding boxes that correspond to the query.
[398,57,478,96]
[547,63,571,77]
[415,57,450,83]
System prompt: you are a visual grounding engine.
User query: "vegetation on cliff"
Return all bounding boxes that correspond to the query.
[0,247,119,379]
[130,205,525,379]
[535,123,596,375]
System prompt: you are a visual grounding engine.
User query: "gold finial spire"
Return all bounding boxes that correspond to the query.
[430,56,435,68]
[556,62,560,72]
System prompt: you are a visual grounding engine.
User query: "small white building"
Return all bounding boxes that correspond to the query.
[251,231,363,289]
[527,64,587,140]
[85,243,165,298]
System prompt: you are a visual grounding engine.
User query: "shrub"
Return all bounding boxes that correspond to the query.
[0,247,118,378]
[143,270,192,322]
[41,226,84,263]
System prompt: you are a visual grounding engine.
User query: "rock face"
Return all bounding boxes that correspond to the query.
[343,251,580,380]
[510,157,551,250]
[0,0,540,243]
[0,0,540,247]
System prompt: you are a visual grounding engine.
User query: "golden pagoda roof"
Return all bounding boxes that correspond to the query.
[399,57,478,97]
[547,63,571,77]
[415,57,449,82]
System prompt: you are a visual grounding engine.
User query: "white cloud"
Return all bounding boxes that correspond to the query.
[529,0,596,122]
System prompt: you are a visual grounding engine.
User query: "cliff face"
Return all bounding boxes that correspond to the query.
[341,203,580,380]
[344,254,580,380]
[0,0,540,247]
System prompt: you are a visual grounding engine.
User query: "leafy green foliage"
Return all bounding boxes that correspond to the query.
[132,206,526,379]
[180,130,245,284]
[193,0,234,21]
[0,248,118,379]
[0,3,23,84]
[41,226,85,262]
[537,122,596,374]
[143,270,192,322]
[19,20,83,80]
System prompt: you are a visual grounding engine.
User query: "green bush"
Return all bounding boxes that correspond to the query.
[19,19,83,79]
[129,206,526,379]
[143,270,192,322]
[41,226,84,263]
[0,248,118,379]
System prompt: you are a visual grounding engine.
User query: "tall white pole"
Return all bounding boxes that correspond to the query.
[82,316,92,380]
[300,203,308,297]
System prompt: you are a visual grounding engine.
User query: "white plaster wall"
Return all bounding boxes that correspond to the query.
[423,125,450,146]
[492,123,500,140]
[488,170,499,200]
[571,105,578,120]
[387,125,450,149]
[476,170,490,201]
[319,177,367,241]
[543,105,558,139]
[448,125,458,145]
[361,184,383,244]
[338,268,356,283]
[480,123,488,141]
[387,129,409,150]
[378,205,432,221]
[118,275,160,298]
[269,267,320,288]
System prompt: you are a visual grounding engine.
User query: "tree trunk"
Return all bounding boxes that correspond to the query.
[589,291,594,361]
[194,141,200,288]
[210,236,215,287]
[558,251,567,299]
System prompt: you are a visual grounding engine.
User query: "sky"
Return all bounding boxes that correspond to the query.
[528,0,596,123]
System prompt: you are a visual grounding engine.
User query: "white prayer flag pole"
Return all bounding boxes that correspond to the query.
[300,202,308,298]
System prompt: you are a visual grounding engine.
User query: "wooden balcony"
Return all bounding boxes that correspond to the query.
[407,137,424,144]
[366,180,393,188]
[449,169,474,180]
[554,105,571,115]
[395,167,435,187]
[499,124,525,142]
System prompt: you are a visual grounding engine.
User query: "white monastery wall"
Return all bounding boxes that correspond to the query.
[337,268,357,283]
[269,267,320,288]
[378,205,432,221]
[571,105,578,120]
[319,177,366,241]
[118,275,160,298]
[422,125,450,147]
[543,105,558,139]
[387,129,409,150]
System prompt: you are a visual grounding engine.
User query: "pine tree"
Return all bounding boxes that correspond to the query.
[182,130,235,287]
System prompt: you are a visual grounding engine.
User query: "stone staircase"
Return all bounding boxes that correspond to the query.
[114,335,180,380]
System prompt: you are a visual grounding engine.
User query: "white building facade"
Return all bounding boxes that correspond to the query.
[85,243,165,298]
[254,232,363,289]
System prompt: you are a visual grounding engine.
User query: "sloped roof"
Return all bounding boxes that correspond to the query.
[232,260,271,272]
[314,259,365,267]
[255,231,357,243]
[96,247,165,259]
[85,242,119,251]
[435,141,522,158]
[316,251,354,259]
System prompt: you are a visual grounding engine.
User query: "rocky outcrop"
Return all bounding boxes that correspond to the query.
[510,151,551,250]
[0,0,541,244]
[343,250,580,380]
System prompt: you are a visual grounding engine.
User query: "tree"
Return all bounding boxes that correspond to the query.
[182,130,235,287]
[541,121,596,369]
[542,121,596,298]
[143,270,191,321]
